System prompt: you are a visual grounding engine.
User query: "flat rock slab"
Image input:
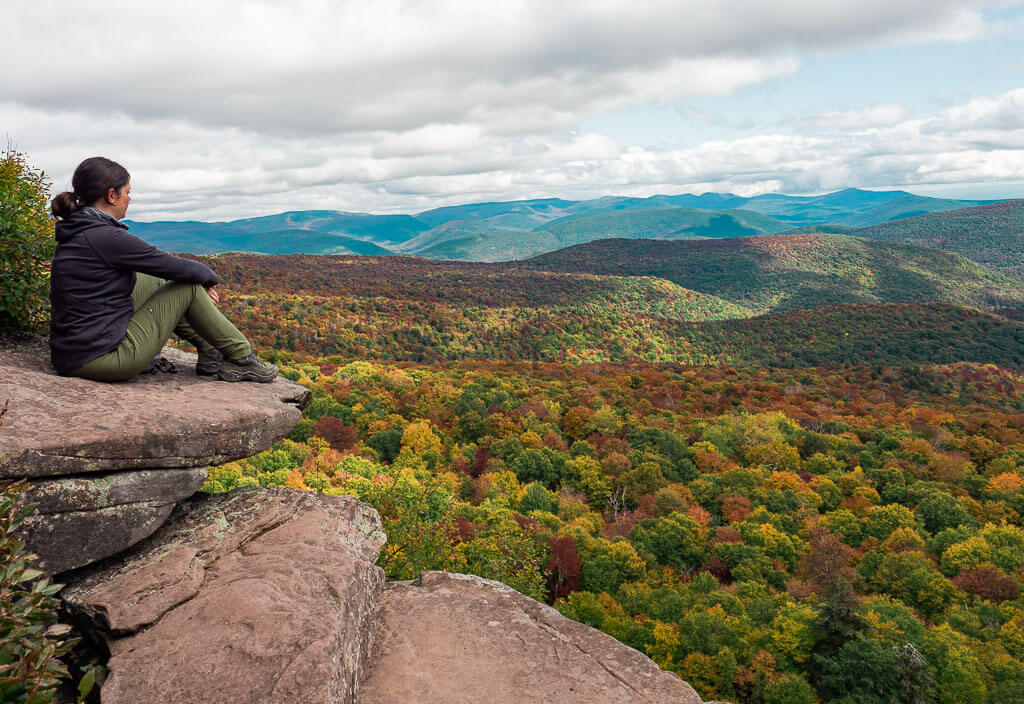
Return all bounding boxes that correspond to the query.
[63,488,387,704]
[0,346,311,478]
[17,468,209,574]
[359,571,706,704]
[22,501,176,575]
[24,467,209,514]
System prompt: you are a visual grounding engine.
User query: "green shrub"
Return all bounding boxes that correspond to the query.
[0,482,75,703]
[0,150,54,332]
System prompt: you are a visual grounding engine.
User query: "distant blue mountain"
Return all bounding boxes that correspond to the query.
[126,218,395,255]
[226,211,428,245]
[414,198,583,229]
[126,188,1007,261]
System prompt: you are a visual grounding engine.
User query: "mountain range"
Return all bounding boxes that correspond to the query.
[132,185,1024,370]
[193,217,1024,369]
[127,188,1007,263]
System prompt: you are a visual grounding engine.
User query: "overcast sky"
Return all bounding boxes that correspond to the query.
[3,0,1023,221]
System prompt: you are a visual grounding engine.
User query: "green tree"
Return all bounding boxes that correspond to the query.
[367,427,403,464]
[348,469,459,580]
[815,636,899,704]
[0,149,54,331]
[864,503,918,541]
[519,482,556,514]
[762,673,816,704]
[922,624,987,704]
[914,492,973,535]
[620,461,668,507]
[809,578,869,692]
[458,516,547,600]
[511,448,557,488]
[630,512,706,571]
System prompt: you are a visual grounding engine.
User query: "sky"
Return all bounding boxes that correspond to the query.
[3,0,1024,221]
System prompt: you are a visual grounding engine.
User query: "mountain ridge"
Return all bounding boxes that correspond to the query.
[522,233,1024,315]
[125,187,1007,261]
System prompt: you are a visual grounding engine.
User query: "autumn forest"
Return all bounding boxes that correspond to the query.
[193,217,1024,704]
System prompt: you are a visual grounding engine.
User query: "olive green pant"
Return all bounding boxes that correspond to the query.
[73,274,251,382]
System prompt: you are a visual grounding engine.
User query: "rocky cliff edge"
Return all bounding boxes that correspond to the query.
[0,337,310,572]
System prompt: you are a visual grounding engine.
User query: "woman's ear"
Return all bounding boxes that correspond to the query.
[106,187,118,204]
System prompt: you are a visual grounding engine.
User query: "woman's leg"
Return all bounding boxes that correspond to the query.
[74,282,251,381]
[132,273,214,352]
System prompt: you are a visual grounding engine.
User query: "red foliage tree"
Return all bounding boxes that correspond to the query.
[798,527,857,593]
[455,516,480,542]
[699,556,732,585]
[545,536,582,601]
[952,566,1021,603]
[313,416,358,451]
[470,448,490,478]
[721,495,753,524]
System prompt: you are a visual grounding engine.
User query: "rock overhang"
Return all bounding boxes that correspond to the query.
[0,346,311,478]
[0,341,311,573]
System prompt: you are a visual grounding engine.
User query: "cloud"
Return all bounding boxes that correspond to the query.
[925,87,1024,132]
[2,1,1021,218]
[790,103,911,131]
[7,83,1022,221]
[1,0,1002,137]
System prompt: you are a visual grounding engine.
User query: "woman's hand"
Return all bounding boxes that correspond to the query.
[206,285,220,305]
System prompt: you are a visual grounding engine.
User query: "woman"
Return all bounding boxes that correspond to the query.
[49,156,277,383]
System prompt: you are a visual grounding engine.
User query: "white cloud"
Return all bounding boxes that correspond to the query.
[792,104,911,130]
[1,1,1002,137]
[2,1,1022,218]
[8,83,1023,221]
[926,87,1024,131]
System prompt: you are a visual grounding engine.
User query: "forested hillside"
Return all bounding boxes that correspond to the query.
[524,234,1024,314]
[733,188,991,228]
[854,200,1024,274]
[536,207,790,241]
[125,188,1000,261]
[197,253,1024,368]
[181,220,1024,704]
[397,207,792,261]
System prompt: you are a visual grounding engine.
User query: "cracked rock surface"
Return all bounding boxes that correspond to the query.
[60,487,712,704]
[358,571,705,704]
[0,341,310,573]
[61,490,710,704]
[62,488,387,704]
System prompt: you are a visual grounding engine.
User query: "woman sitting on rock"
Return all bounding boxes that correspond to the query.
[49,156,277,383]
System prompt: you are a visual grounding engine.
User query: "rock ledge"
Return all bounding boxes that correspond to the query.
[63,488,387,704]
[0,342,310,572]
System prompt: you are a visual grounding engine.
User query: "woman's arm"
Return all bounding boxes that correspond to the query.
[86,227,220,287]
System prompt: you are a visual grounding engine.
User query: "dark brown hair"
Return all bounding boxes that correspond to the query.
[50,157,130,219]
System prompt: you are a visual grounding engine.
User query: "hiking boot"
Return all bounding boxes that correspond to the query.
[195,348,224,376]
[217,353,279,383]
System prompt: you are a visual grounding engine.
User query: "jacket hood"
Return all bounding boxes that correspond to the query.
[55,208,128,243]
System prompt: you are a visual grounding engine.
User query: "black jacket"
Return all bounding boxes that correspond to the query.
[49,208,219,374]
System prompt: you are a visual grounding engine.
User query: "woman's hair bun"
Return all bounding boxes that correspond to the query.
[51,191,82,219]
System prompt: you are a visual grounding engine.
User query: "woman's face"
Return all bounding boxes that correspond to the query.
[108,182,132,220]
